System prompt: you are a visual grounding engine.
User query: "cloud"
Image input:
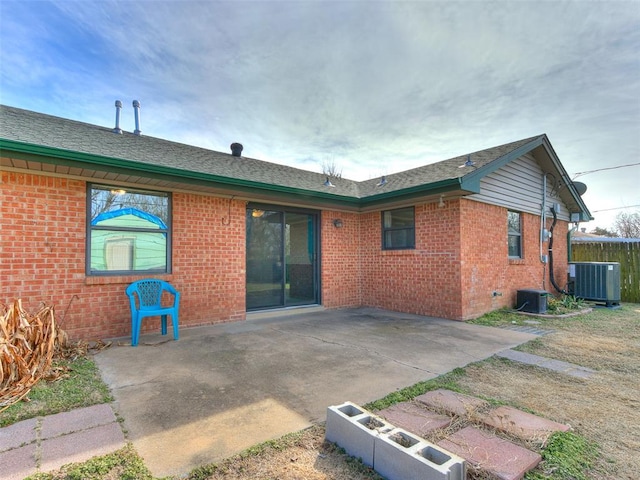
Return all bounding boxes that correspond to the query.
[1,0,638,226]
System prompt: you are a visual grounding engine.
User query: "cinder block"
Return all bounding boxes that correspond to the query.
[325,402,392,467]
[374,427,466,480]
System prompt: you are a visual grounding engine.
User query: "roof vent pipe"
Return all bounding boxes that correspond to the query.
[132,100,142,136]
[113,100,123,134]
[230,143,243,157]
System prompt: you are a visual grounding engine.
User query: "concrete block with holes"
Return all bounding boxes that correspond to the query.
[374,427,466,480]
[325,402,393,468]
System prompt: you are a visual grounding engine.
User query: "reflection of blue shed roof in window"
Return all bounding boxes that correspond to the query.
[92,208,167,229]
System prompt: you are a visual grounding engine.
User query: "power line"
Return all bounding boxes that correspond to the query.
[572,162,640,179]
[592,204,640,213]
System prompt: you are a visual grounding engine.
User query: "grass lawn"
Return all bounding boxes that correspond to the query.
[4,302,638,479]
[0,356,112,428]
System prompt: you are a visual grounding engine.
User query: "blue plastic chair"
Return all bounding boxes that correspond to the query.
[125,279,180,346]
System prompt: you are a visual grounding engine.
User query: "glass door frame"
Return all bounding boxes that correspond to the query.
[245,203,321,311]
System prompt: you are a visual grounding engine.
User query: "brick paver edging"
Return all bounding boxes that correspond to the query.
[0,403,126,480]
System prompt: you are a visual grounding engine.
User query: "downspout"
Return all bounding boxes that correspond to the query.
[567,223,579,262]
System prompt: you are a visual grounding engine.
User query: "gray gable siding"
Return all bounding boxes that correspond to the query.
[470,153,570,221]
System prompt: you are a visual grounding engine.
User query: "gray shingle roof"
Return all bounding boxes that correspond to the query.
[1,104,542,200]
[356,136,540,197]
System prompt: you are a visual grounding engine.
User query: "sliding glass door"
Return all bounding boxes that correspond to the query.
[246,205,319,311]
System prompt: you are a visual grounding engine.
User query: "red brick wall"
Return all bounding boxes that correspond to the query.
[320,211,361,307]
[171,193,246,325]
[358,202,464,319]
[459,199,569,319]
[323,198,570,321]
[2,171,572,339]
[1,171,246,340]
[2,171,89,330]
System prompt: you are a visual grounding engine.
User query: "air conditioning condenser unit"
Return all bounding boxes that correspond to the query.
[568,262,621,307]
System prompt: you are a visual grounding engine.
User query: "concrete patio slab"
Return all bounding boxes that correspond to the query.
[95,307,537,478]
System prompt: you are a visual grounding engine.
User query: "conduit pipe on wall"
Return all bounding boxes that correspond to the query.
[548,206,569,295]
[567,223,579,262]
[540,174,547,264]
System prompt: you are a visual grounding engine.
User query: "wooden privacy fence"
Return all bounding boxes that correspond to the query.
[571,241,640,303]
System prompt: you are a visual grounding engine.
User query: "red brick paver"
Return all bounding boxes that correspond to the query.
[415,388,489,416]
[378,402,451,437]
[0,443,37,480]
[0,403,125,478]
[0,417,37,452]
[40,423,125,472]
[40,403,118,439]
[438,426,541,480]
[480,405,570,441]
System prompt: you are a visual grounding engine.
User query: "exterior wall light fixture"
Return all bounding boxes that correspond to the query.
[333,219,343,228]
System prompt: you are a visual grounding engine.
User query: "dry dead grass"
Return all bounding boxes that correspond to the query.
[1,299,63,410]
[1,299,110,414]
[190,425,382,480]
[457,306,640,479]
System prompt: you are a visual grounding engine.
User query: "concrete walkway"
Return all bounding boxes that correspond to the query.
[496,348,597,378]
[0,404,126,480]
[1,307,541,479]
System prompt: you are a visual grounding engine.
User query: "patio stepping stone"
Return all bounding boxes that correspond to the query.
[415,389,489,417]
[496,349,596,378]
[479,405,571,442]
[437,426,541,480]
[362,390,572,479]
[377,402,452,437]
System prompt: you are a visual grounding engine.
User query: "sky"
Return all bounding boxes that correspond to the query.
[1,1,639,231]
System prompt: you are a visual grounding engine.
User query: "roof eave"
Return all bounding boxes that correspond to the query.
[0,139,481,210]
[0,139,362,207]
[460,135,546,185]
[537,136,594,221]
[360,177,479,208]
[459,134,593,222]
